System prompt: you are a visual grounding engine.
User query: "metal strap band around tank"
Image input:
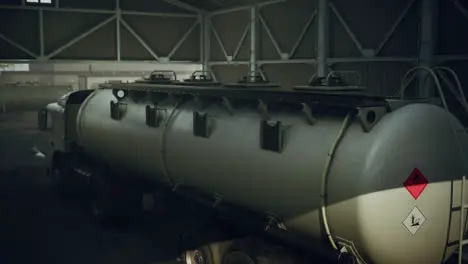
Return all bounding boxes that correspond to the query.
[319,112,353,251]
[75,89,100,144]
[159,99,183,188]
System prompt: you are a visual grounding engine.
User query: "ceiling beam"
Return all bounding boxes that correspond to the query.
[159,0,204,13]
[209,0,286,16]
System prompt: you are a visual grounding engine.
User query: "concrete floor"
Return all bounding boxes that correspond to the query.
[0,112,185,264]
[0,111,467,264]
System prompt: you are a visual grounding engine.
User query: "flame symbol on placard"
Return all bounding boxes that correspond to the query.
[413,174,420,184]
[411,215,420,226]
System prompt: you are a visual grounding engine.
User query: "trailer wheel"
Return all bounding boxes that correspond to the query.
[183,247,213,264]
[91,195,113,224]
[222,241,262,264]
[222,239,295,264]
[90,176,127,225]
[222,251,255,264]
[49,154,74,197]
[50,167,63,193]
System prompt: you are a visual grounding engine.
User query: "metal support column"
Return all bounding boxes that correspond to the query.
[418,0,438,97]
[317,0,329,77]
[116,0,121,61]
[250,5,258,81]
[202,14,210,71]
[38,9,44,58]
[199,14,204,67]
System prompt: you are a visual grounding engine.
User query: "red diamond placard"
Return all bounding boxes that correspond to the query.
[404,168,429,200]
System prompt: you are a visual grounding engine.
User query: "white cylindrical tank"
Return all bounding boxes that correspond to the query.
[76,87,468,264]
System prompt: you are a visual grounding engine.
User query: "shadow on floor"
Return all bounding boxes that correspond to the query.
[0,112,188,264]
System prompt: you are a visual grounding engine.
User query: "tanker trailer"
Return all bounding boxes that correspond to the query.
[37,81,468,264]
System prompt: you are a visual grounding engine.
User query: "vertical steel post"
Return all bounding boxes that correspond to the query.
[317,0,329,77]
[39,9,44,58]
[202,14,210,71]
[418,0,437,97]
[249,5,258,81]
[116,0,121,61]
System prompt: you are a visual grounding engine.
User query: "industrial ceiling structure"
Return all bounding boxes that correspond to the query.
[0,0,467,96]
[178,0,280,11]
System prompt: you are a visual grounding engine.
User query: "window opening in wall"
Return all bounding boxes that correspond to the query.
[0,64,30,72]
[26,0,52,4]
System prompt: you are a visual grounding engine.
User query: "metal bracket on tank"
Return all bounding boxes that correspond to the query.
[145,105,165,127]
[258,100,269,120]
[264,215,286,231]
[110,101,127,120]
[110,88,129,120]
[335,238,367,264]
[356,106,387,133]
[301,103,316,125]
[260,120,284,152]
[193,111,210,138]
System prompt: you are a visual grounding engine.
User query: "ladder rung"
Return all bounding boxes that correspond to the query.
[447,240,468,247]
[451,205,468,211]
[448,241,458,247]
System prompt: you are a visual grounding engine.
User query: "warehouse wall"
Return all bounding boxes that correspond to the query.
[0,85,73,113]
[0,0,201,62]
[48,62,201,73]
[0,62,202,112]
[209,0,468,97]
[0,62,202,87]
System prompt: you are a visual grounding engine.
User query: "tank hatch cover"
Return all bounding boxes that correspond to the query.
[225,72,280,89]
[294,75,365,92]
[135,70,179,84]
[181,71,221,86]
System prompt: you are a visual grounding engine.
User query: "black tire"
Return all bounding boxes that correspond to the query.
[222,240,261,264]
[222,239,296,264]
[89,177,126,226]
[182,247,214,264]
[49,155,74,198]
[91,193,114,225]
[222,250,256,264]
